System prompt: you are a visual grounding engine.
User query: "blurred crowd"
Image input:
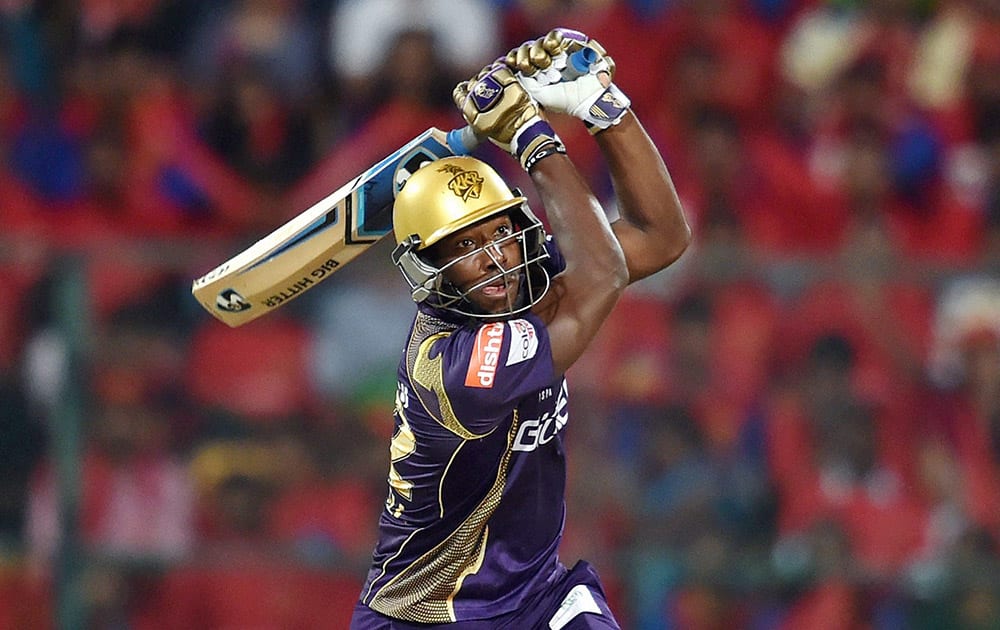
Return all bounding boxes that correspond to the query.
[2,0,1000,628]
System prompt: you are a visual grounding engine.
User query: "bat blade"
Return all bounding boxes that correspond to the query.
[192,127,461,327]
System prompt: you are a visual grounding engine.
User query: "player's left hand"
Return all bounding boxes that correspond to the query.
[454,61,538,153]
[506,28,630,134]
[454,61,565,171]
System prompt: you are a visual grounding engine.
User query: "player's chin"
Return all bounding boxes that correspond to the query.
[473,279,520,314]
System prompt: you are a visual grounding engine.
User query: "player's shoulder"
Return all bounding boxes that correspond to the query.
[408,314,545,379]
[403,313,554,427]
[448,317,547,389]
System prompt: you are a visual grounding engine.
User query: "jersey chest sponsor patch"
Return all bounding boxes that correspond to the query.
[464,319,539,388]
[505,318,539,367]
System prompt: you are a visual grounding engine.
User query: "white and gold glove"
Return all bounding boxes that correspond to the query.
[506,28,631,134]
[454,61,566,171]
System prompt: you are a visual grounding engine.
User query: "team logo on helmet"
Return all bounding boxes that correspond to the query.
[440,164,484,202]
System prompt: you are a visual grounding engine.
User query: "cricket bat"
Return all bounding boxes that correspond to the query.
[191,49,595,327]
[191,126,480,327]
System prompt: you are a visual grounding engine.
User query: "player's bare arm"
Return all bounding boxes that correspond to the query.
[598,113,690,282]
[454,61,628,375]
[526,154,628,374]
[508,28,691,283]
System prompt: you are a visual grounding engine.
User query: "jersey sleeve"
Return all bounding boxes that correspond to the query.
[434,313,554,434]
[542,236,566,277]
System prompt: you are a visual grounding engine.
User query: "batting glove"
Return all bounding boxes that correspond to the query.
[507,28,631,134]
[454,61,565,171]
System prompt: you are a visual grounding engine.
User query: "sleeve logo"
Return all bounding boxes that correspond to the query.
[506,319,538,366]
[465,322,505,388]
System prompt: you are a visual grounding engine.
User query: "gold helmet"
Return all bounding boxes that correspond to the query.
[393,156,526,249]
[391,156,551,318]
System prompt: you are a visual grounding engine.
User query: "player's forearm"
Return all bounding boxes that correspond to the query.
[530,153,627,373]
[532,154,628,289]
[502,27,689,281]
[598,113,691,282]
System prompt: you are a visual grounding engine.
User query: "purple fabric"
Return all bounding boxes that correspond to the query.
[359,306,575,620]
[352,561,620,628]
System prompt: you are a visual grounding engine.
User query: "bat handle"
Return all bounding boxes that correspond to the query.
[446,126,483,156]
[445,48,598,156]
[561,46,599,80]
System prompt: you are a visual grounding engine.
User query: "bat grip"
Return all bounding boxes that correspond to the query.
[447,126,482,156]
[445,48,597,156]
[561,46,599,80]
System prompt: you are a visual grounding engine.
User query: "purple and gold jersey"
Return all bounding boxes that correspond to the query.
[359,303,571,623]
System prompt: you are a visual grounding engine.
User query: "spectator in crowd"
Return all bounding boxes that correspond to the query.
[184,0,324,106]
[196,60,317,189]
[189,446,280,546]
[163,434,362,629]
[905,526,1000,629]
[766,333,928,582]
[771,518,870,630]
[0,300,45,550]
[918,278,1000,544]
[629,404,723,618]
[288,26,466,218]
[328,0,499,121]
[267,416,384,572]
[982,133,1000,269]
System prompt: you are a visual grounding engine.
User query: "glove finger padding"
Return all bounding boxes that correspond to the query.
[519,72,630,131]
[453,62,537,152]
[508,28,630,133]
[507,28,616,80]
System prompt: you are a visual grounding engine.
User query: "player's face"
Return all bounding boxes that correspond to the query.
[431,214,524,314]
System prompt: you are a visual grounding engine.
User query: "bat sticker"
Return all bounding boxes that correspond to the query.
[216,289,251,312]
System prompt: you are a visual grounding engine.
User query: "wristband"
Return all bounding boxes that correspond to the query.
[512,117,566,171]
[522,141,567,172]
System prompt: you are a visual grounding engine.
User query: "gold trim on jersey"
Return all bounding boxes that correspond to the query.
[440,442,465,518]
[448,525,489,619]
[388,410,416,500]
[368,411,520,622]
[367,313,520,623]
[413,330,492,440]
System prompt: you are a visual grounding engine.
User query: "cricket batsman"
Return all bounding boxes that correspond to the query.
[350,28,691,628]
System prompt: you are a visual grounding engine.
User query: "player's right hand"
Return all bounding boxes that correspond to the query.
[505,28,617,83]
[454,61,565,171]
[506,28,630,134]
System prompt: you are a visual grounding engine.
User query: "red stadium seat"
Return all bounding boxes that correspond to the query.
[0,565,52,630]
[150,558,361,630]
[709,282,783,408]
[185,316,317,420]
